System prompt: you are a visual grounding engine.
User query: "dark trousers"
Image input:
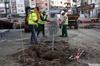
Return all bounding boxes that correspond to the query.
[29,25,38,44]
[62,25,68,37]
[37,24,45,37]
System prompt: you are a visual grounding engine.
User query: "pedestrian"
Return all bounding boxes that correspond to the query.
[37,11,47,37]
[60,12,68,37]
[97,12,100,22]
[98,12,100,18]
[28,8,38,44]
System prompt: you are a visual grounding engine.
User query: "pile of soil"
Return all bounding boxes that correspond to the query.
[12,41,87,66]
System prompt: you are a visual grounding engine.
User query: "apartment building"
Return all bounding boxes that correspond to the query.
[76,0,100,17]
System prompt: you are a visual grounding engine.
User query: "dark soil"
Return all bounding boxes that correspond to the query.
[12,41,87,66]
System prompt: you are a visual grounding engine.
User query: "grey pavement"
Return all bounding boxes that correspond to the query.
[0,29,9,38]
[78,22,100,29]
[0,29,30,66]
[0,29,30,42]
[0,28,100,66]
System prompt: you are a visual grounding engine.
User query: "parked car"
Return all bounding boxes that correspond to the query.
[77,14,91,23]
[0,20,13,29]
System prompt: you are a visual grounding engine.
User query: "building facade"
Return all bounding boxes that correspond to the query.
[91,0,100,17]
[0,0,10,17]
[50,0,75,8]
[0,0,80,17]
[76,0,100,17]
[0,0,26,17]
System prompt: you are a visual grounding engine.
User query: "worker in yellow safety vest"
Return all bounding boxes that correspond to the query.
[60,12,68,37]
[28,9,38,44]
[37,11,47,37]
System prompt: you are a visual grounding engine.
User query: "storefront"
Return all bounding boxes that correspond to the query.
[77,3,95,17]
[77,3,100,22]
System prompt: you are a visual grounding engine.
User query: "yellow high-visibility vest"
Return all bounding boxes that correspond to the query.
[28,12,38,25]
[38,19,45,24]
[64,16,68,25]
[38,14,47,24]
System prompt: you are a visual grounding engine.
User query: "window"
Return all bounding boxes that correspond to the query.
[91,0,92,3]
[73,0,77,2]
[67,0,70,2]
[5,0,9,2]
[0,0,4,3]
[60,1,62,4]
[51,1,54,4]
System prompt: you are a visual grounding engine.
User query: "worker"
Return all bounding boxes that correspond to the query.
[98,12,100,18]
[24,7,31,32]
[28,9,38,44]
[34,7,41,21]
[60,12,68,37]
[34,7,41,32]
[59,11,65,28]
[37,11,47,37]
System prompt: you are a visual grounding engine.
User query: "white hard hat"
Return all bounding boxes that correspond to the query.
[61,11,64,14]
[30,10,33,11]
[30,6,35,9]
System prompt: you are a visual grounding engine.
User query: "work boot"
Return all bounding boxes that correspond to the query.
[64,35,68,37]
[59,35,64,37]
